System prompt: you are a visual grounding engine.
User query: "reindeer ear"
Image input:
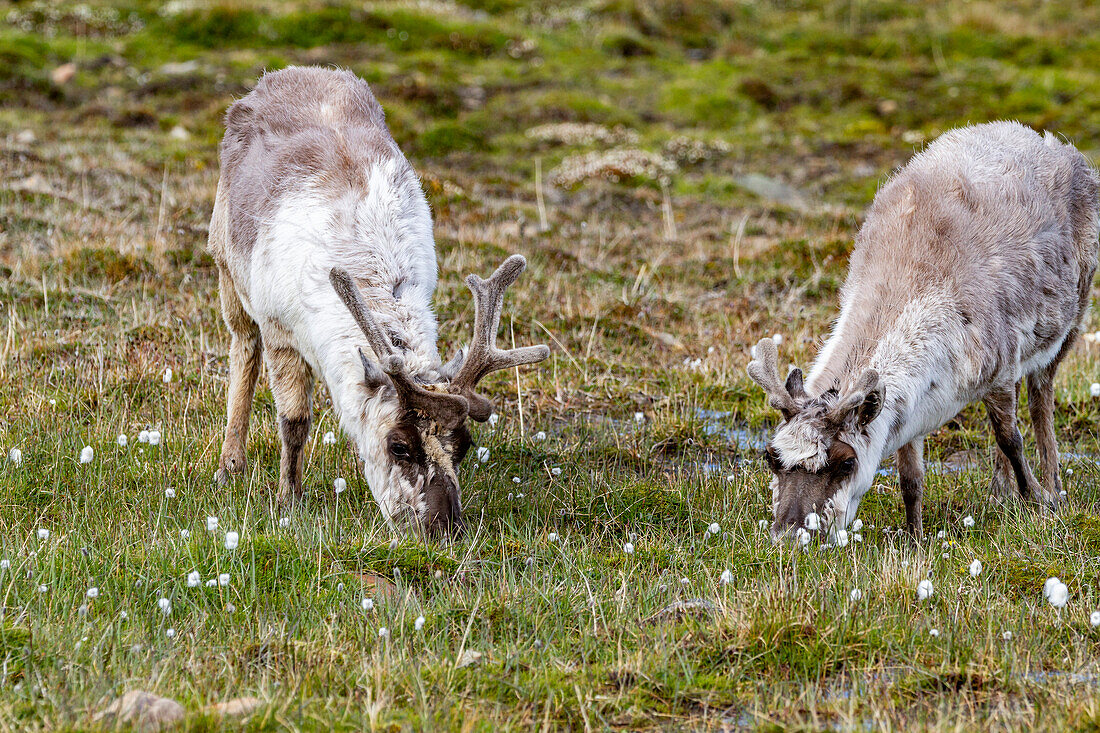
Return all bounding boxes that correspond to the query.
[358,348,390,391]
[857,383,884,427]
[825,369,883,430]
[784,368,806,399]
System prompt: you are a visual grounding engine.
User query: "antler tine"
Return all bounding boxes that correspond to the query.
[330,268,401,371]
[450,255,550,421]
[746,337,799,416]
[330,268,469,428]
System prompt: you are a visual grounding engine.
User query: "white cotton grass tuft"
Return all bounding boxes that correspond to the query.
[488,413,499,426]
[322,431,336,445]
[80,446,94,464]
[162,367,173,383]
[138,430,150,443]
[0,560,8,570]
[206,579,217,587]
[8,447,22,466]
[180,529,190,540]
[917,579,934,600]
[962,515,975,528]
[166,628,176,638]
[164,488,175,499]
[834,529,849,548]
[772,333,783,345]
[708,522,720,535]
[1043,576,1061,599]
[719,569,732,585]
[117,434,127,447]
[334,478,346,494]
[476,446,490,463]
[1091,382,1100,398]
[633,412,645,423]
[534,431,546,441]
[851,519,863,532]
[218,573,230,586]
[969,559,983,577]
[849,588,862,602]
[86,587,99,598]
[38,584,47,593]
[278,517,290,528]
[158,598,171,614]
[795,527,811,548]
[758,519,769,530]
[378,627,389,638]
[1046,579,1069,608]
[623,542,634,555]
[37,528,49,541]
[206,516,218,532]
[415,615,426,631]
[148,430,161,446]
[361,598,374,612]
[551,467,561,476]
[1091,611,1100,628]
[930,628,940,637]
[224,531,239,550]
[187,570,200,587]
[1002,631,1013,640]
[804,513,820,531]
[548,532,559,543]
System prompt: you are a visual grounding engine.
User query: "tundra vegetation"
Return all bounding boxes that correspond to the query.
[1,0,1100,730]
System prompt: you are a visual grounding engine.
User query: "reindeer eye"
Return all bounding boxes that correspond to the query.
[838,457,857,475]
[390,442,411,461]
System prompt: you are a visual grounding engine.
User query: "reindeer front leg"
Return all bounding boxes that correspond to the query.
[216,267,262,486]
[265,345,314,504]
[896,438,924,539]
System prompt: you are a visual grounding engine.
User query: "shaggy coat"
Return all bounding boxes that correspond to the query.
[750,121,1099,539]
[207,67,546,534]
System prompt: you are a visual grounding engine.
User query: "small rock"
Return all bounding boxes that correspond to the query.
[158,60,200,76]
[51,63,76,85]
[93,690,184,732]
[456,649,482,668]
[734,173,811,212]
[941,449,987,473]
[205,696,262,718]
[645,598,719,624]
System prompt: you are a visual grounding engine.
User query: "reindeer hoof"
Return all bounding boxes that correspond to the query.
[216,454,247,486]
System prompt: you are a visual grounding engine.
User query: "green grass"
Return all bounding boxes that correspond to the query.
[2,0,1100,729]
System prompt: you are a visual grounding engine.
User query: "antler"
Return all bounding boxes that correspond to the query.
[330,268,469,428]
[448,255,550,421]
[746,337,801,418]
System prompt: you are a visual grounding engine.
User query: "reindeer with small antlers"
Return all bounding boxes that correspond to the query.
[207,66,548,536]
[747,122,1098,541]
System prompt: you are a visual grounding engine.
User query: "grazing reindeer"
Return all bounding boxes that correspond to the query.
[207,67,549,536]
[748,122,1098,540]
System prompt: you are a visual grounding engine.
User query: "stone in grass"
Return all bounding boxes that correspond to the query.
[645,598,719,624]
[95,691,263,730]
[204,696,263,719]
[456,649,483,669]
[93,690,184,732]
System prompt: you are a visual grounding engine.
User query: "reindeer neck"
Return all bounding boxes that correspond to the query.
[807,296,960,459]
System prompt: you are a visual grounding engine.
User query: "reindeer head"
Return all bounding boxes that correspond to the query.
[330,255,549,539]
[747,337,884,540]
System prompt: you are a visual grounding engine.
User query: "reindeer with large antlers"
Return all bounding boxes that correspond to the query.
[207,67,548,536]
[747,122,1098,541]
